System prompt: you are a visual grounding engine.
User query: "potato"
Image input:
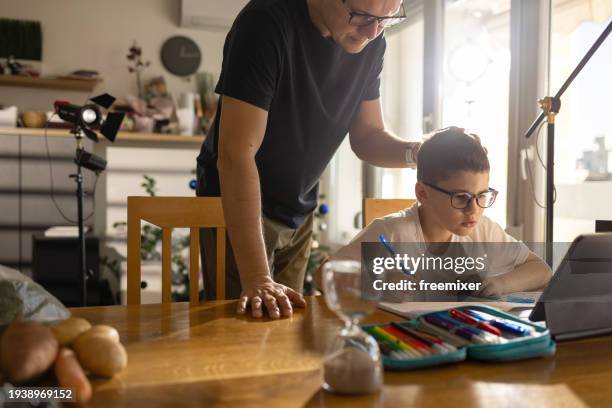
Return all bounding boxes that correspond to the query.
[51,317,92,346]
[73,334,127,377]
[1,319,59,383]
[85,325,120,343]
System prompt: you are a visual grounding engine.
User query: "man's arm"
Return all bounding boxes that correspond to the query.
[217,96,306,318]
[480,252,553,296]
[348,98,420,167]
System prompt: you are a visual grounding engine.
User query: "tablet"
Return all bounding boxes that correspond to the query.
[529,233,612,335]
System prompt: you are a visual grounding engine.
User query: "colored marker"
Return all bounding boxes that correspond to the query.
[400,325,457,351]
[432,313,494,340]
[395,324,457,353]
[449,308,502,336]
[388,323,434,350]
[364,326,420,358]
[377,339,414,360]
[437,314,501,344]
[463,308,531,336]
[381,325,432,356]
[423,315,488,344]
[389,323,447,355]
[371,325,424,357]
[378,235,411,275]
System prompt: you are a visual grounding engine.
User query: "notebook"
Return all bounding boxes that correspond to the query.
[378,292,541,319]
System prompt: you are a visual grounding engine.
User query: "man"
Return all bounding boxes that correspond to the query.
[196,0,421,319]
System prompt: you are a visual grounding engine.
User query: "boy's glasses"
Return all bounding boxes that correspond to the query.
[341,0,407,29]
[423,182,498,209]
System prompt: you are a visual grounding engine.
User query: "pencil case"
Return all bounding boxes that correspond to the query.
[362,304,556,370]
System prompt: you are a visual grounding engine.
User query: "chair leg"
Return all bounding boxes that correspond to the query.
[190,227,200,306]
[216,227,226,300]
[127,208,141,305]
[162,228,173,304]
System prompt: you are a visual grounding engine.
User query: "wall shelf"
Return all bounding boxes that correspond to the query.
[0,127,205,147]
[0,75,100,92]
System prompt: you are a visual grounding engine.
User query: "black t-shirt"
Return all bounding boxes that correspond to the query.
[197,0,386,228]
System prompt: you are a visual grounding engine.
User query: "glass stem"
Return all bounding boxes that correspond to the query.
[341,321,360,338]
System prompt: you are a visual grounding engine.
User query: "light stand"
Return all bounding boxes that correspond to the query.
[523,21,612,267]
[54,93,124,306]
[69,129,89,307]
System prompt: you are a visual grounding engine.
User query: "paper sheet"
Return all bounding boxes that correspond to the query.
[378,292,541,319]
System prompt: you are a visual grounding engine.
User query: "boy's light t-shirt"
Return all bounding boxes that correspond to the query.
[333,203,531,278]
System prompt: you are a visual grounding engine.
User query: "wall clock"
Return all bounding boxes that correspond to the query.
[160,36,202,76]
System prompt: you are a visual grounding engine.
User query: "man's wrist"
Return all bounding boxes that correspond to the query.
[405,142,421,168]
[241,272,273,288]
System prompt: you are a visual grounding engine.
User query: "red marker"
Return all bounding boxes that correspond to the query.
[382,325,432,355]
[449,308,502,336]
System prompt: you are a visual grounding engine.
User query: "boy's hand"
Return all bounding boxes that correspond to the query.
[478,276,506,298]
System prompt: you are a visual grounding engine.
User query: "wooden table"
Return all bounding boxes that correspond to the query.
[70,297,612,407]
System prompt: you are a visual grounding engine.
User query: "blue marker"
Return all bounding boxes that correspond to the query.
[378,235,411,275]
[464,308,531,336]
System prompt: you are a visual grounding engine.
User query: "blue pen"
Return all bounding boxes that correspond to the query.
[464,308,530,336]
[378,235,411,275]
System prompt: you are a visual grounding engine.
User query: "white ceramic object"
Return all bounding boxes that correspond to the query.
[0,106,18,127]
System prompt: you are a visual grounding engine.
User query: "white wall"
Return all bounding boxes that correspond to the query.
[0,0,232,302]
[321,137,363,248]
[0,0,227,111]
[0,0,230,239]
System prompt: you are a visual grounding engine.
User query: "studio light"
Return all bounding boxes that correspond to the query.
[51,92,124,306]
[54,93,125,143]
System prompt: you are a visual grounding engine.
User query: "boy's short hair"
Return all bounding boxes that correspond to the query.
[417,126,489,183]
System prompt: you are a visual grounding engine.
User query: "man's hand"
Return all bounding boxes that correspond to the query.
[216,96,301,320]
[236,277,306,319]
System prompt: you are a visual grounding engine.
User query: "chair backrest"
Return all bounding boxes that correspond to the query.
[127,196,226,306]
[362,198,417,227]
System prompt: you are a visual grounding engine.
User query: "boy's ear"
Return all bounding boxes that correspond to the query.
[415,181,428,204]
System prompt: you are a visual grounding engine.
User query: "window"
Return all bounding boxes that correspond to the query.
[550,0,612,241]
[380,1,511,227]
[380,12,424,199]
[442,0,511,228]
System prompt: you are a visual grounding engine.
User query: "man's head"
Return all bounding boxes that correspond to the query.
[415,127,496,237]
[313,0,404,54]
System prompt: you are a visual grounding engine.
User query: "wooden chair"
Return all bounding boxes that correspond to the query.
[127,196,226,306]
[362,198,417,227]
[315,198,417,290]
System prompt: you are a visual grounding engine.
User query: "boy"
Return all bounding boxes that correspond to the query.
[334,127,552,297]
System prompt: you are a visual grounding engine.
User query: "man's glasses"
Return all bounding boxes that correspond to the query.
[423,182,498,209]
[342,0,406,29]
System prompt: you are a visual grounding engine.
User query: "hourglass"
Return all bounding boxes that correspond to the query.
[322,259,384,394]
